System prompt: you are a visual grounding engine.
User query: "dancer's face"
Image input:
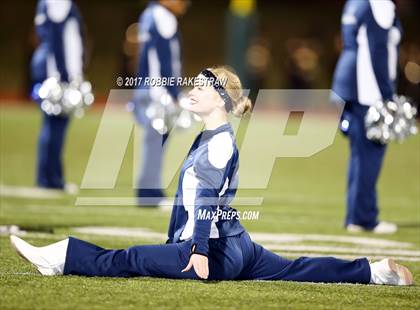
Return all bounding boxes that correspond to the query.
[185,74,225,116]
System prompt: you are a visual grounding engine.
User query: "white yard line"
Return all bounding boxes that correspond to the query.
[73,227,167,240]
[0,272,40,276]
[0,184,64,199]
[249,232,413,248]
[75,197,264,206]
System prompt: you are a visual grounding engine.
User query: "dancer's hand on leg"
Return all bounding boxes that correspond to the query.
[182,254,209,279]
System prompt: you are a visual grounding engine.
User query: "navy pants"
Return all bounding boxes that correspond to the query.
[342,102,387,229]
[133,92,169,205]
[37,113,70,189]
[64,232,371,283]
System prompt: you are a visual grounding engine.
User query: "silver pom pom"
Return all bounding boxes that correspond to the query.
[145,92,197,135]
[365,95,418,144]
[38,77,94,117]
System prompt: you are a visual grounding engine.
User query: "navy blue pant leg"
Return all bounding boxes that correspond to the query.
[207,235,244,280]
[64,236,245,280]
[238,233,371,283]
[64,237,198,279]
[345,102,387,229]
[63,234,371,283]
[37,114,69,189]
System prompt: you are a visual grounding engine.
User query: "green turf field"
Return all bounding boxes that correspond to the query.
[1,105,419,309]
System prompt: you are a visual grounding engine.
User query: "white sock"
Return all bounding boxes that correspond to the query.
[369,259,398,285]
[40,238,69,275]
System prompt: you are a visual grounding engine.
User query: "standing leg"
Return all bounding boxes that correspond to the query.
[36,113,51,187]
[346,104,386,229]
[345,142,356,226]
[36,114,69,189]
[64,237,197,279]
[46,116,70,189]
[133,98,168,205]
[137,127,168,203]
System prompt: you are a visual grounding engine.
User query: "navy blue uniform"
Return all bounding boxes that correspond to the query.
[167,124,245,255]
[32,0,84,189]
[332,0,402,228]
[133,1,182,204]
[64,124,371,283]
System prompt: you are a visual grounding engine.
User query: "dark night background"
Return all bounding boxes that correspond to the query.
[0,0,418,102]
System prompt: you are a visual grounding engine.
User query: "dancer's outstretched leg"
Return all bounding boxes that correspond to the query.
[10,236,197,279]
[238,233,413,285]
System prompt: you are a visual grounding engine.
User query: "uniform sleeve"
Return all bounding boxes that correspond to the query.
[191,134,234,255]
[34,1,48,40]
[153,7,180,99]
[63,17,83,81]
[46,0,83,82]
[49,21,69,81]
[45,0,69,81]
[366,0,396,100]
[154,33,180,100]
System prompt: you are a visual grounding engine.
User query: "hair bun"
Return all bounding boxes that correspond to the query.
[210,66,253,117]
[232,96,252,117]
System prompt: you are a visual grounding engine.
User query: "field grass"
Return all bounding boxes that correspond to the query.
[0,105,419,309]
